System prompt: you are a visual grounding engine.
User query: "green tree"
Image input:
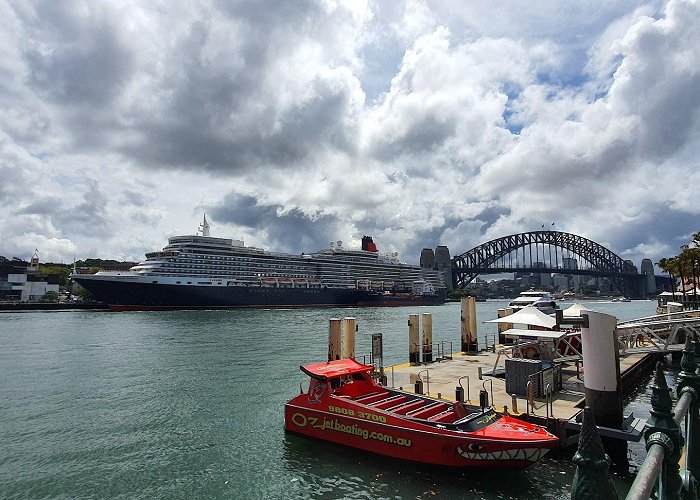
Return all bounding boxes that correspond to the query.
[75,286,96,302]
[38,265,72,286]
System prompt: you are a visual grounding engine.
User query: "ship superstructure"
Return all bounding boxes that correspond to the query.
[72,216,446,310]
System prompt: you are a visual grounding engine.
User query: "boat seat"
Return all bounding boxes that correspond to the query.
[389,399,425,415]
[370,395,407,410]
[428,410,458,423]
[354,392,388,404]
[407,402,449,419]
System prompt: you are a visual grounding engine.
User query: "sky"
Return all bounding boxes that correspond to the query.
[1,0,699,271]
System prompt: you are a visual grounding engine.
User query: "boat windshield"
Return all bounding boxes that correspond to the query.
[454,408,502,432]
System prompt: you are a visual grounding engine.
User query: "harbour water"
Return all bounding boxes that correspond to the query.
[1,300,661,499]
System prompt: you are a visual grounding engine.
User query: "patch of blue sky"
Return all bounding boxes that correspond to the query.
[30,152,50,161]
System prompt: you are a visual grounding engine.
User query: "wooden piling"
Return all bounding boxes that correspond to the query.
[341,317,356,359]
[460,297,478,353]
[409,314,419,365]
[422,313,433,363]
[328,318,341,361]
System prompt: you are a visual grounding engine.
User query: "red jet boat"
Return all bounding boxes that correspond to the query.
[285,358,559,469]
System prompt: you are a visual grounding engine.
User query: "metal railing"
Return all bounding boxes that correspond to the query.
[571,334,700,499]
[432,340,453,361]
[481,332,499,353]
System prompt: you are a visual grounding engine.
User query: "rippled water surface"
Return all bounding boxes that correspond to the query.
[0,300,658,499]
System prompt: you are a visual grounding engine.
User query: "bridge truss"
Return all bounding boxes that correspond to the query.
[452,231,640,294]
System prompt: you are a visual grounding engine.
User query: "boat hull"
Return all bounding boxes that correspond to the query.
[73,276,372,310]
[285,395,557,469]
[357,292,445,307]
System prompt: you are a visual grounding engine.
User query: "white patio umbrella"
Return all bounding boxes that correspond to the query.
[562,303,590,317]
[486,305,556,329]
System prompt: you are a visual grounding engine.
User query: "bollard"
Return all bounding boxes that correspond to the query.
[570,407,619,500]
[415,379,424,395]
[422,313,433,363]
[341,317,356,359]
[511,394,518,413]
[479,389,489,410]
[455,385,464,403]
[460,297,478,353]
[580,311,627,467]
[408,314,420,365]
[328,318,341,361]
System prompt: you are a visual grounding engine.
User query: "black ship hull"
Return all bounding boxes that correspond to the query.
[358,291,446,307]
[73,277,373,310]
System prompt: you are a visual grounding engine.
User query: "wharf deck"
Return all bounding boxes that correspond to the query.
[383,349,665,422]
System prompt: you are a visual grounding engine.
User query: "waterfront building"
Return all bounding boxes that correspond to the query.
[0,253,59,302]
[562,257,580,292]
[552,274,569,291]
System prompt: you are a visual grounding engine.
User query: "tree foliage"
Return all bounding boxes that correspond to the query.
[657,232,700,301]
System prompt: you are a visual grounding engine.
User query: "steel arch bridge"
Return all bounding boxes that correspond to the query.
[452,230,641,295]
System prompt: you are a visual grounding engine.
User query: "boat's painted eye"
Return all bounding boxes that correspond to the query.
[467,444,483,451]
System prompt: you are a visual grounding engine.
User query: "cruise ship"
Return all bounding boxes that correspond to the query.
[72,216,447,310]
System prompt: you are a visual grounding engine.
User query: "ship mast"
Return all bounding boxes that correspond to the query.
[198,214,210,237]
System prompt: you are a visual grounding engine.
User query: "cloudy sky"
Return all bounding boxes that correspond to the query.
[1,0,699,271]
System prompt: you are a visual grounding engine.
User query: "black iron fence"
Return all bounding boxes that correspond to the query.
[571,335,700,499]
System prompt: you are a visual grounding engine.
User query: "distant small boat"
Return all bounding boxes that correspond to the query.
[285,358,558,468]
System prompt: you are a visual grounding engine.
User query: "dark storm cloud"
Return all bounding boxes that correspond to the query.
[603,205,700,261]
[126,72,359,172]
[215,0,325,29]
[9,1,362,174]
[122,190,148,207]
[0,165,28,199]
[20,2,134,107]
[476,205,511,234]
[15,179,109,237]
[369,114,458,164]
[209,193,343,252]
[112,1,362,174]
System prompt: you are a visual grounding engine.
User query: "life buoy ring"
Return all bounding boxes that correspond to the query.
[521,345,540,359]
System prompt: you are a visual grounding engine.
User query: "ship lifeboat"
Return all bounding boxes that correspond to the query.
[285,358,558,468]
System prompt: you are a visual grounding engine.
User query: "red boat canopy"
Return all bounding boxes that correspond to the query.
[300,358,374,380]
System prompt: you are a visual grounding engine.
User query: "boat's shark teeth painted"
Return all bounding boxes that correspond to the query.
[456,446,549,462]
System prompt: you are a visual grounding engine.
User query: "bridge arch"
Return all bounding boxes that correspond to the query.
[451,231,639,293]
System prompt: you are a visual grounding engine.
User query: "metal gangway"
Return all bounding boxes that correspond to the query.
[616,312,700,355]
[486,313,700,376]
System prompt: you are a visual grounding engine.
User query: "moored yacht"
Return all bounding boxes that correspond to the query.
[507,290,558,315]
